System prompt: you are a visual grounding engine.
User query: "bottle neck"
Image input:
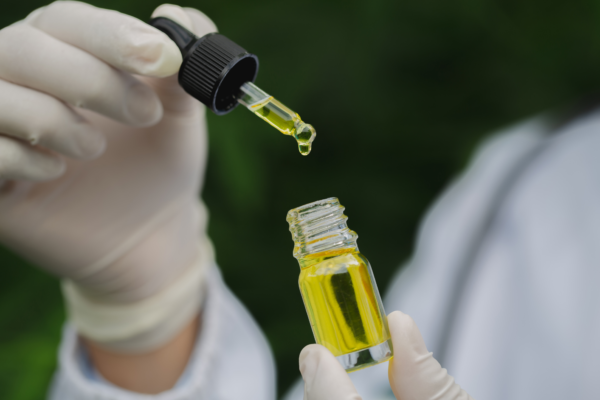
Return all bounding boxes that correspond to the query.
[286,198,359,262]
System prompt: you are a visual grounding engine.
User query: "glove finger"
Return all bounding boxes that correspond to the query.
[26,1,181,78]
[387,311,473,400]
[183,7,218,36]
[0,79,105,160]
[150,4,218,37]
[140,4,219,114]
[0,24,162,127]
[299,344,362,400]
[152,4,194,32]
[0,135,65,181]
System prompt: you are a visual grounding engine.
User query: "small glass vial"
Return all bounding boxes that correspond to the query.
[287,197,393,372]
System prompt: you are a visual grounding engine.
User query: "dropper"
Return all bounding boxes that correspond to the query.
[237,83,316,155]
[149,17,316,155]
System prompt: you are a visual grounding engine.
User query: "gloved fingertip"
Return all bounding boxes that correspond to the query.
[73,124,106,160]
[387,311,474,400]
[39,152,66,180]
[183,7,218,37]
[152,4,194,31]
[299,344,321,386]
[141,39,182,78]
[125,84,163,127]
[388,310,429,355]
[23,6,45,24]
[300,345,363,400]
[24,150,66,182]
[387,310,406,320]
[138,4,199,78]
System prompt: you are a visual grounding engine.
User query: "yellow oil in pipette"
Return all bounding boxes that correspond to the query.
[237,82,316,155]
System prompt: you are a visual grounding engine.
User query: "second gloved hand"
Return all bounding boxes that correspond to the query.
[299,311,474,400]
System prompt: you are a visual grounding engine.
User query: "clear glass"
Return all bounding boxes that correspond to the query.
[237,82,316,156]
[287,198,393,372]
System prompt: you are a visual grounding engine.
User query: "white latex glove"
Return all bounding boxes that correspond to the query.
[299,311,474,400]
[0,2,217,351]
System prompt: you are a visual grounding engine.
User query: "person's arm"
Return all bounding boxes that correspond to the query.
[84,316,199,393]
[50,267,276,400]
[0,3,275,397]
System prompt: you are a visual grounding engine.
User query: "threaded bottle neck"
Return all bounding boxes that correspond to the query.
[286,198,358,260]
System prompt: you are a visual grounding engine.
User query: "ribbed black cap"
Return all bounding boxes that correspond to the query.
[180,34,259,115]
[149,17,259,115]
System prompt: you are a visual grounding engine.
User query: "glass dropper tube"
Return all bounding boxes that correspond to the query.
[148,18,314,154]
[236,82,317,155]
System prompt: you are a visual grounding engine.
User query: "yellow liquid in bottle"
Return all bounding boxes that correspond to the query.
[298,249,391,359]
[250,97,316,155]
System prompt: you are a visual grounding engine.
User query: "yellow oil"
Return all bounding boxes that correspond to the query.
[250,97,316,156]
[298,248,391,357]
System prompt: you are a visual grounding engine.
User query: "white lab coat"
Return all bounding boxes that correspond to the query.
[287,109,600,400]
[50,109,600,399]
[48,268,277,400]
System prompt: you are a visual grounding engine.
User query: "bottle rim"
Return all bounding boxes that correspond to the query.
[287,197,358,259]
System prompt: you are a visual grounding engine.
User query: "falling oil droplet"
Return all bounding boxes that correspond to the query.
[237,82,317,155]
[294,122,316,156]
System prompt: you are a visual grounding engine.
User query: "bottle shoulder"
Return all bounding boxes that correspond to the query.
[298,249,369,276]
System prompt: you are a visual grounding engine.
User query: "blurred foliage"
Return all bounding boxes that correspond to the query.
[3,0,600,398]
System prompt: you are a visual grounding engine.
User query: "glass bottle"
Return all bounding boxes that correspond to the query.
[286,197,393,372]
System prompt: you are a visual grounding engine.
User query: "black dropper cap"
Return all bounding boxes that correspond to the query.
[149,17,259,115]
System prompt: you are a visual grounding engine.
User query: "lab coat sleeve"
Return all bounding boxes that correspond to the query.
[361,110,600,400]
[47,266,277,400]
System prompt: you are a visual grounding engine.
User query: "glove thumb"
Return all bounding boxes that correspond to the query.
[147,4,218,113]
[388,311,474,400]
[151,4,217,38]
[299,344,362,400]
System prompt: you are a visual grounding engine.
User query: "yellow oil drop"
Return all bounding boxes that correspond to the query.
[238,82,316,155]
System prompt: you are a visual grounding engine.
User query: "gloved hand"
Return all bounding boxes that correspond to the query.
[299,311,474,400]
[0,1,217,352]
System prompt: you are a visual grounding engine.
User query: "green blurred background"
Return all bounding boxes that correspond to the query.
[3,0,600,398]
